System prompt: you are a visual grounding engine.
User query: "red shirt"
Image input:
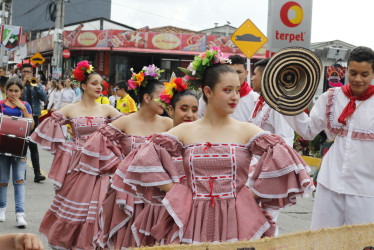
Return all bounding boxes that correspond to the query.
[102,80,109,96]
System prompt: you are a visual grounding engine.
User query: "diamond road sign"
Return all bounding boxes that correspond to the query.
[231,19,268,59]
[30,52,45,67]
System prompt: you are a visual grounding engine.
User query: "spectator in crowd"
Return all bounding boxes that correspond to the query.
[102,75,109,96]
[114,80,137,114]
[0,67,8,101]
[47,79,62,110]
[72,80,81,97]
[55,79,75,110]
[109,87,118,107]
[20,63,46,183]
[0,78,34,227]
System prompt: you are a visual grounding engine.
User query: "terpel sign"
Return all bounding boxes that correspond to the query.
[267,0,312,52]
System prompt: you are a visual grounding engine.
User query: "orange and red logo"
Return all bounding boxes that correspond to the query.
[280,1,304,28]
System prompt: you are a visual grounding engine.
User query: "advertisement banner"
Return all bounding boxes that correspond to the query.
[206,35,241,53]
[323,65,346,92]
[181,34,206,51]
[63,30,108,47]
[147,32,182,50]
[108,30,146,48]
[27,34,53,55]
[60,29,263,57]
[267,0,312,53]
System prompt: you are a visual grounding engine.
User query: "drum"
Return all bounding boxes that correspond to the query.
[0,114,33,138]
[0,114,33,158]
[0,135,28,157]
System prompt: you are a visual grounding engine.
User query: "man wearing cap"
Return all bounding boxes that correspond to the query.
[198,55,259,121]
[283,46,374,229]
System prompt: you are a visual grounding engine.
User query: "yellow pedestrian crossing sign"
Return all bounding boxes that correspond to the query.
[231,19,268,59]
[30,52,45,67]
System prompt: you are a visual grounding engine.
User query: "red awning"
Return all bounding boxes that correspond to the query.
[67,47,266,59]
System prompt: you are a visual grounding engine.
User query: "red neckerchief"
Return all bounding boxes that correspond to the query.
[338,84,374,125]
[239,81,252,98]
[252,95,264,118]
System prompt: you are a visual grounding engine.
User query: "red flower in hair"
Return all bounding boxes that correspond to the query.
[73,68,85,82]
[174,77,188,92]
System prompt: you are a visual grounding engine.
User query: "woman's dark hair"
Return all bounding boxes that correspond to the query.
[80,72,100,93]
[201,64,236,103]
[171,89,199,109]
[137,78,164,105]
[5,77,24,91]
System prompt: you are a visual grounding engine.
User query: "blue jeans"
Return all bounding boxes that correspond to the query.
[0,155,26,213]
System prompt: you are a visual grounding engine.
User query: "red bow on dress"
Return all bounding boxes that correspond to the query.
[338,84,374,125]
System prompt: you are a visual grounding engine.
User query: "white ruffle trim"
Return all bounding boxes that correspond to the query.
[259,164,311,178]
[127,165,166,173]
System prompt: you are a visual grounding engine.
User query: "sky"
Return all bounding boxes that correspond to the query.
[110,0,374,49]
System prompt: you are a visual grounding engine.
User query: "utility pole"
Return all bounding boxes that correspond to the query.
[0,1,7,67]
[52,0,65,78]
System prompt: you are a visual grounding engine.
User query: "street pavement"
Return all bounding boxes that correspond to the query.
[0,149,315,249]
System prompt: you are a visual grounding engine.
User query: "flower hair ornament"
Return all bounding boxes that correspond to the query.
[158,77,188,111]
[71,60,94,83]
[178,46,231,89]
[128,64,164,94]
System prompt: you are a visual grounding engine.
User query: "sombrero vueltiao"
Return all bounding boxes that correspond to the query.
[261,47,322,116]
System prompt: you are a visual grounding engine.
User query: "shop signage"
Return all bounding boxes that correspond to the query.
[27,34,53,56]
[230,19,268,58]
[267,0,312,53]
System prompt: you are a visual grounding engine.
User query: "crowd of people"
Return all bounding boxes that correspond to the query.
[0,45,373,250]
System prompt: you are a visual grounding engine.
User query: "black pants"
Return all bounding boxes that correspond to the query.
[29,116,41,176]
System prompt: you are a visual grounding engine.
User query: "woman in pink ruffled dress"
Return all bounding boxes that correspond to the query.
[91,77,200,249]
[103,48,314,247]
[30,61,121,250]
[64,65,171,249]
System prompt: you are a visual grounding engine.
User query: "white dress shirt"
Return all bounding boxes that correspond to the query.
[284,87,374,197]
[249,98,294,147]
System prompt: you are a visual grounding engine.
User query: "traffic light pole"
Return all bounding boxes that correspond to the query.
[52,0,65,78]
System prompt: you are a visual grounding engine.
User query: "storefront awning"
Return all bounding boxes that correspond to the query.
[67,47,266,59]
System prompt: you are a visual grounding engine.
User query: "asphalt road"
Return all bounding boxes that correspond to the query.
[0,149,315,249]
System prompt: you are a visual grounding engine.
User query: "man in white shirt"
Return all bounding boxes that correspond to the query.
[198,55,259,121]
[283,46,374,229]
[249,58,294,147]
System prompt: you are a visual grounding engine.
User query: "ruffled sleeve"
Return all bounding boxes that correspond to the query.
[247,132,315,209]
[77,124,129,176]
[30,111,67,153]
[111,132,184,204]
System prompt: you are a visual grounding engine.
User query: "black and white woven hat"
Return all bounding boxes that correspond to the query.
[261,47,322,115]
